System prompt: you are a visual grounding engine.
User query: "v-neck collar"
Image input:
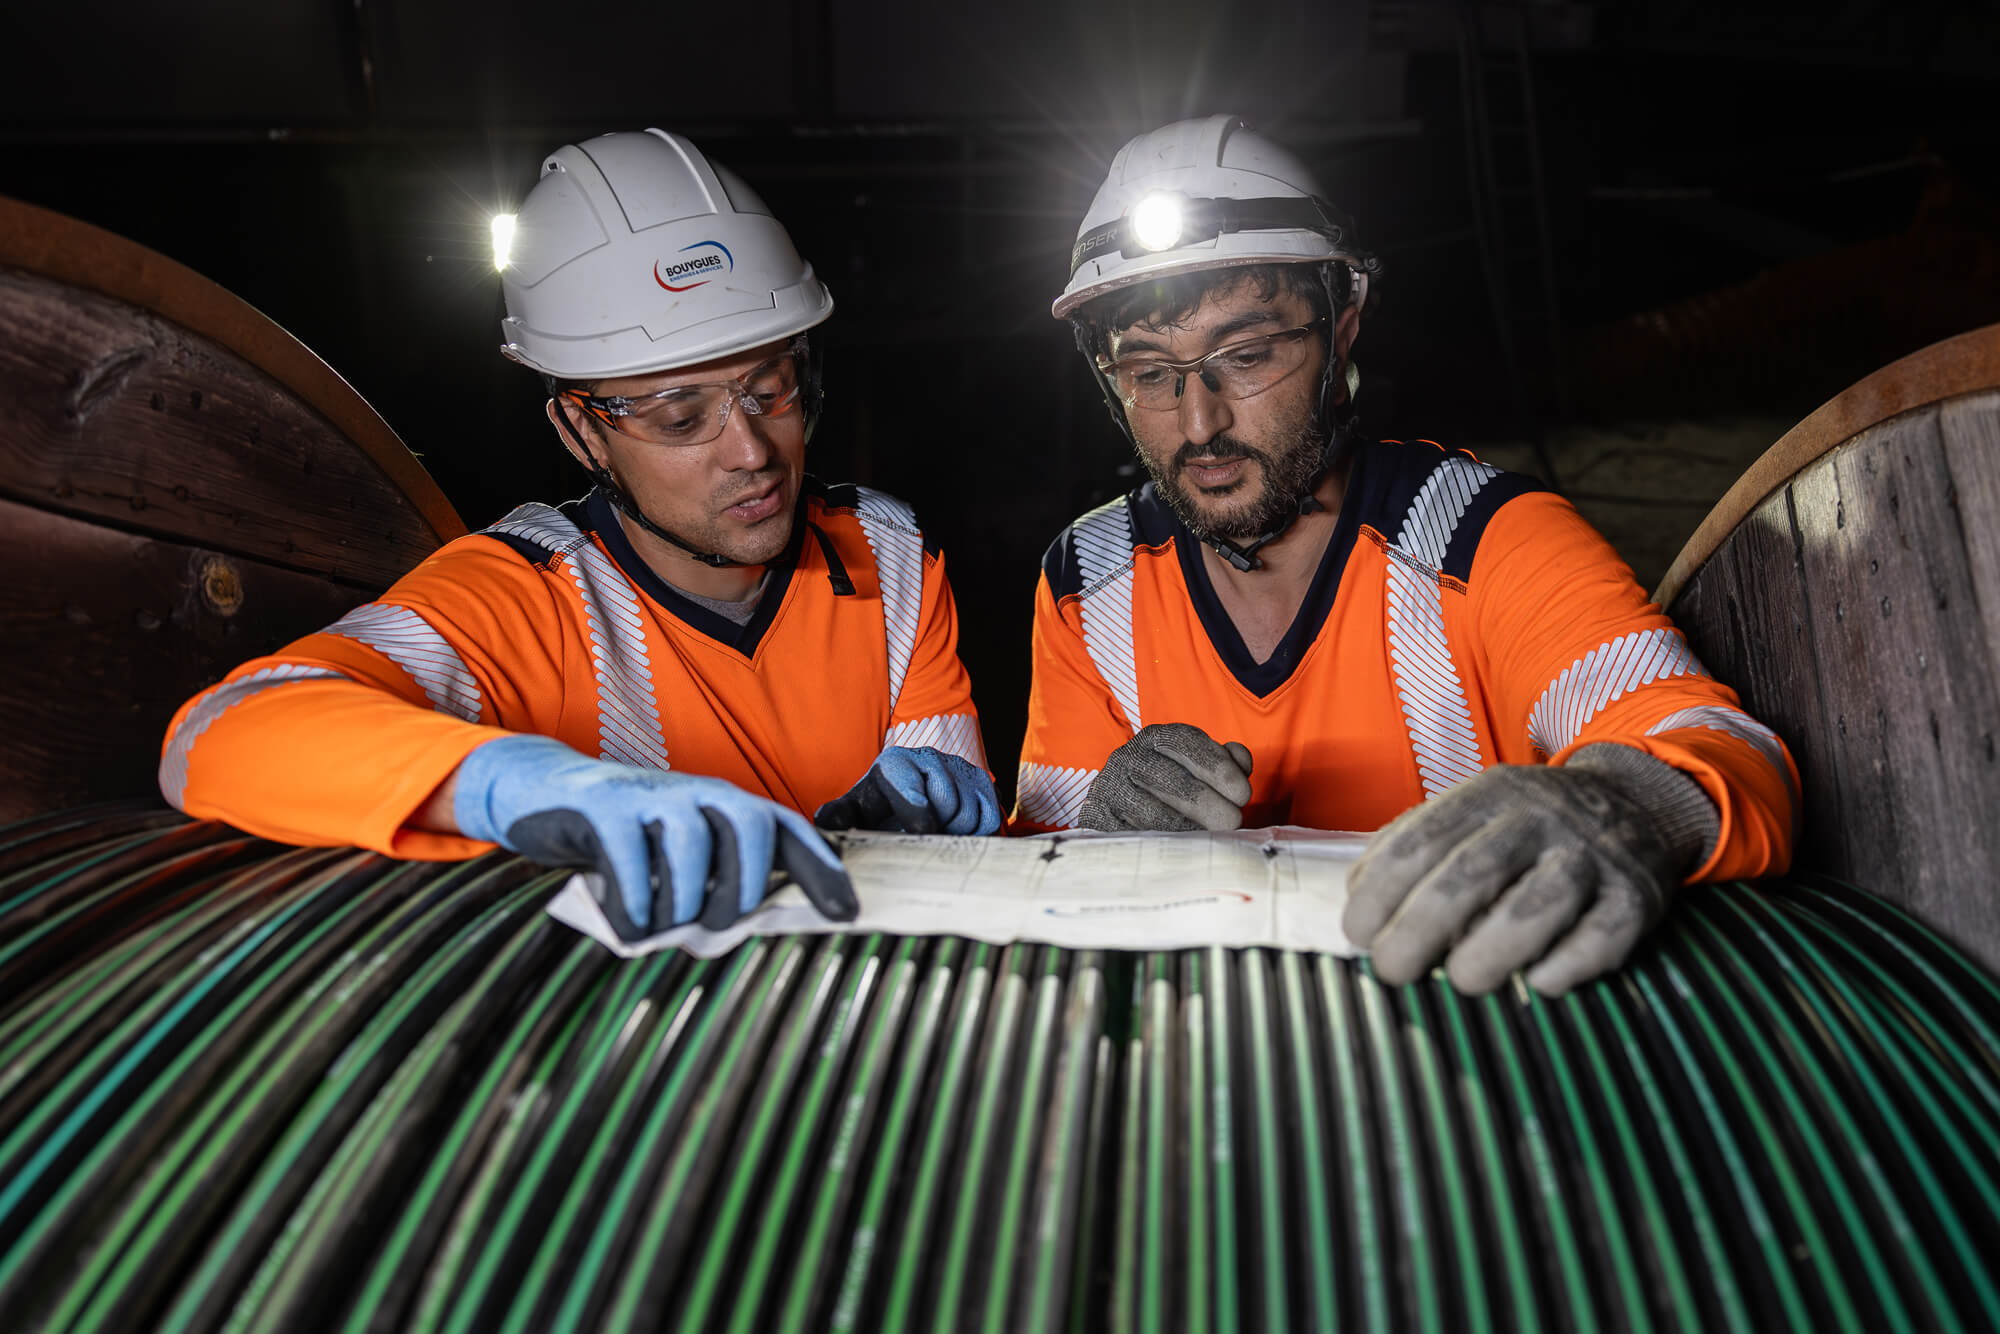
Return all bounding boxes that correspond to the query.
[1151,454,1369,699]
[579,488,804,656]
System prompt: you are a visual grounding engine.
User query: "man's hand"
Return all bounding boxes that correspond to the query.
[1079,723,1254,832]
[813,746,1003,836]
[1342,748,1714,996]
[453,734,856,942]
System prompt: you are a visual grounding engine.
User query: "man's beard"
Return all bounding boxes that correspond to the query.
[1140,415,1329,545]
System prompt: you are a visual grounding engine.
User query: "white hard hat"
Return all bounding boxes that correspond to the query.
[1052,114,1374,321]
[499,129,834,380]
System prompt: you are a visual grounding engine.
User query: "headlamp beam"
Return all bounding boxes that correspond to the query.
[1066,195,1357,279]
[491,213,517,272]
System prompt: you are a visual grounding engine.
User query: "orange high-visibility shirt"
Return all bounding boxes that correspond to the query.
[162,484,987,860]
[1014,440,1797,884]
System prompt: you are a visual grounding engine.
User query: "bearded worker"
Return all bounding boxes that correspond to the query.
[161,129,1000,942]
[1014,115,1797,995]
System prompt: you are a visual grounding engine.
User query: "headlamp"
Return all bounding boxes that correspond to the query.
[1128,192,1186,252]
[491,214,517,272]
[1066,194,1356,279]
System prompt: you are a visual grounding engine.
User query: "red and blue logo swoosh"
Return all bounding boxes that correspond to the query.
[654,240,734,292]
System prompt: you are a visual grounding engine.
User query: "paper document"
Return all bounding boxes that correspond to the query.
[546,826,1366,959]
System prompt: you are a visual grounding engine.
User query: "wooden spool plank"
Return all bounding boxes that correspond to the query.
[0,268,446,591]
[0,196,465,820]
[0,194,464,562]
[1671,388,2000,971]
[1668,489,1853,871]
[0,496,367,822]
[1656,322,2000,608]
[1798,407,2000,959]
[1941,392,2000,681]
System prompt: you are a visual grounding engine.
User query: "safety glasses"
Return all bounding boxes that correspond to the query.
[563,352,803,446]
[1097,316,1328,411]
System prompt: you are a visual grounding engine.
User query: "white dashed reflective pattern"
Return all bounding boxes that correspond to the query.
[1072,499,1142,734]
[1385,563,1486,793]
[854,488,925,713]
[884,712,988,768]
[1528,628,1707,757]
[159,664,348,809]
[1385,457,1497,795]
[1648,705,1797,808]
[1399,454,1497,567]
[1016,762,1098,829]
[484,505,671,772]
[323,603,483,722]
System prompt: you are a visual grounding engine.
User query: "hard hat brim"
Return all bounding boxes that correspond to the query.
[1053,250,1358,322]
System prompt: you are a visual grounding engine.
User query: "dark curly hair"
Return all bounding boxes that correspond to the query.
[1069,262,1347,363]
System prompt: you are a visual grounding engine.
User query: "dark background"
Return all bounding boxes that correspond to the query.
[8,1,1999,788]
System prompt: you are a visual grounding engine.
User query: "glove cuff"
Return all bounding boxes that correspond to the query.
[1563,743,1719,874]
[451,734,588,845]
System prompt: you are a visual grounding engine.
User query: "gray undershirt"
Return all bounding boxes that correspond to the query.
[672,573,771,627]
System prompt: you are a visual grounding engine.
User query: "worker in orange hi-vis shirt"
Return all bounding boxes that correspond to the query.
[1019,116,1799,996]
[161,129,999,943]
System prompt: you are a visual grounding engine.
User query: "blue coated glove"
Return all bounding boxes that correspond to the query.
[454,734,856,943]
[812,746,1003,836]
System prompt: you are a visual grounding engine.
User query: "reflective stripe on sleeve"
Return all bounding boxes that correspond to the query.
[1386,456,1497,796]
[1073,499,1142,734]
[158,664,349,810]
[485,504,671,772]
[1528,628,1708,757]
[1646,705,1799,812]
[854,488,924,714]
[323,603,483,722]
[884,712,988,768]
[1016,762,1097,829]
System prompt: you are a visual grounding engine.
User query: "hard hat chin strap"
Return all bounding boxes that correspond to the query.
[534,336,827,573]
[1206,262,1363,571]
[1197,404,1357,573]
[598,471,743,569]
[1200,495,1322,572]
[544,387,743,568]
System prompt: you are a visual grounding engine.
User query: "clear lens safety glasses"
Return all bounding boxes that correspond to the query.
[565,354,803,446]
[1098,317,1328,411]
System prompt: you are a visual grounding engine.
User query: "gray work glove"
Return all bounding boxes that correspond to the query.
[1079,723,1254,832]
[1341,744,1719,997]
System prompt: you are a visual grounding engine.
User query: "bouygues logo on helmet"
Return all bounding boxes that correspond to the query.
[654,240,734,293]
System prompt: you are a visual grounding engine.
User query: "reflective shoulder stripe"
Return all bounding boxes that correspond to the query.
[1646,705,1799,808]
[884,712,988,768]
[159,664,349,810]
[1398,454,1499,568]
[1386,456,1497,795]
[1016,762,1097,829]
[853,487,924,713]
[482,504,670,771]
[1528,628,1708,757]
[483,502,593,560]
[1072,498,1142,734]
[323,604,482,722]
